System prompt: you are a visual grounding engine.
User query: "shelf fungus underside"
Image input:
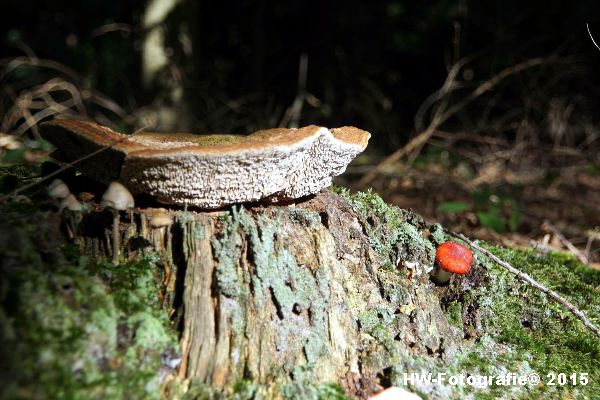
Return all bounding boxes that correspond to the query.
[40,119,370,208]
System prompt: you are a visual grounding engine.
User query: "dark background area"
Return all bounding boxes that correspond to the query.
[2,1,600,142]
[1,0,600,260]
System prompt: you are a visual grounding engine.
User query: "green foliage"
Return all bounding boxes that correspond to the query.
[472,189,521,233]
[0,137,52,165]
[438,188,521,233]
[437,201,471,213]
[411,145,454,169]
[475,209,505,233]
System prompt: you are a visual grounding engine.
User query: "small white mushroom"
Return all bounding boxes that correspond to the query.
[47,179,71,200]
[59,193,82,212]
[101,182,134,264]
[101,181,135,210]
[149,210,171,228]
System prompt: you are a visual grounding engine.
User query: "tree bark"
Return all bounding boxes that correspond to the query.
[75,189,460,399]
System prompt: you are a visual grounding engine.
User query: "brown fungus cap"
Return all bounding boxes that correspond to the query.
[149,210,171,228]
[435,241,473,275]
[40,119,370,208]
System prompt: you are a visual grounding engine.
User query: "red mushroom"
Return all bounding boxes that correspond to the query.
[430,241,473,284]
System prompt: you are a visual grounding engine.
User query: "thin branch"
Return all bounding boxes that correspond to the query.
[92,22,132,37]
[0,56,81,82]
[0,124,148,203]
[451,232,600,339]
[587,23,600,52]
[542,221,589,265]
[359,57,547,187]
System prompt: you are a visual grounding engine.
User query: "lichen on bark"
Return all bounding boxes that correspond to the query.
[1,168,599,399]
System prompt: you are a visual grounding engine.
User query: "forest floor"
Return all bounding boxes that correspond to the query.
[343,140,600,269]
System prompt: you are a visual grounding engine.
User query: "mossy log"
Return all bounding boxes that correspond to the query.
[72,189,456,398]
[3,177,600,399]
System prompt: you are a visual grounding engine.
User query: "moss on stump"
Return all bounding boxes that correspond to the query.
[1,180,599,399]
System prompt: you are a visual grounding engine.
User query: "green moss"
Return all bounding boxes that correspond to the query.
[0,164,48,201]
[340,189,403,236]
[288,207,321,228]
[173,378,349,400]
[230,380,258,399]
[429,224,446,246]
[282,377,349,400]
[212,209,244,298]
[177,203,195,224]
[339,189,436,267]
[314,384,349,400]
[445,301,463,328]
[452,246,600,398]
[0,202,178,400]
[170,379,221,399]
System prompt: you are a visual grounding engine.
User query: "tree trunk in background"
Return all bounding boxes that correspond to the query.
[139,0,191,131]
[77,189,459,399]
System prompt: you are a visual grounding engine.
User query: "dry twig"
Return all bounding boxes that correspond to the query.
[1,54,133,137]
[359,57,548,187]
[587,23,600,52]
[542,221,589,265]
[451,231,600,339]
[0,125,147,203]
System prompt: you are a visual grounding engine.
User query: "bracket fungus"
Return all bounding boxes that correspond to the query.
[40,119,370,208]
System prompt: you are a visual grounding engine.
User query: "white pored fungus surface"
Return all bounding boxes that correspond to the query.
[41,119,370,208]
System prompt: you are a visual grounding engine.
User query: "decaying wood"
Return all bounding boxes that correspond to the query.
[71,189,460,398]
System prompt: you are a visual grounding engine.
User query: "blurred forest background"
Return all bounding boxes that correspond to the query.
[1,0,600,263]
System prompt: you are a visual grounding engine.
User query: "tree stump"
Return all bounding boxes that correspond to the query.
[74,188,460,399]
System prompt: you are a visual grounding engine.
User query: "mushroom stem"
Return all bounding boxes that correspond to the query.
[59,193,83,240]
[111,209,120,264]
[63,211,82,240]
[101,181,134,265]
[430,267,453,284]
